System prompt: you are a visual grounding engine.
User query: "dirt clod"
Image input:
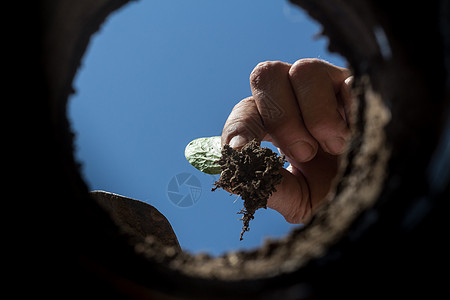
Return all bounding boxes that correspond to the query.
[212,139,285,240]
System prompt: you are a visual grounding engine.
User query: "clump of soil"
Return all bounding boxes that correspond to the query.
[212,139,285,240]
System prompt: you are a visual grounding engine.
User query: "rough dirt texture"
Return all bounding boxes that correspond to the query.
[212,140,284,240]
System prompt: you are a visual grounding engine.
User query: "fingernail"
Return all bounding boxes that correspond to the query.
[324,137,346,154]
[229,135,248,149]
[287,141,315,162]
[345,76,354,85]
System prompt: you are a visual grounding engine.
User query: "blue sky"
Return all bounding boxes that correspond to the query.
[69,0,346,256]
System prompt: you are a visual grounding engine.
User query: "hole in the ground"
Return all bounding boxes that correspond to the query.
[68,0,350,257]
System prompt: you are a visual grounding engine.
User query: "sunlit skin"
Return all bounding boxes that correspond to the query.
[221,58,353,224]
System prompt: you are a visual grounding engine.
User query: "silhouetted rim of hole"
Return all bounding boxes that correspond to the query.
[44,0,448,298]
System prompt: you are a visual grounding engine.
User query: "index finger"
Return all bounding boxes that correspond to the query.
[221,97,266,149]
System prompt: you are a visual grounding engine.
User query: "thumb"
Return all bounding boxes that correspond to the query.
[267,167,312,224]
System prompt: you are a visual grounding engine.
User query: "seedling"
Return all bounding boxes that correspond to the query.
[185,136,222,175]
[185,136,284,240]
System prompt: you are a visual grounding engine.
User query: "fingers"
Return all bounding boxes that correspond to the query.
[220,58,352,223]
[250,61,319,163]
[224,59,352,158]
[248,59,352,166]
[221,97,266,149]
[288,59,351,155]
[266,167,311,224]
[267,149,339,224]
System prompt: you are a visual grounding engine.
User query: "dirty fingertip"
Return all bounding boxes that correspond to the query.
[229,135,248,149]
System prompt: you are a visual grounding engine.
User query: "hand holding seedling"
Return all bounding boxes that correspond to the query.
[185,58,353,238]
[221,58,353,224]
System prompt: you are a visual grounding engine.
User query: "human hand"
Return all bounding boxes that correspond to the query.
[221,58,353,223]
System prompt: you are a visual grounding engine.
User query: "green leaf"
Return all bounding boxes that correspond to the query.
[185,136,222,175]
